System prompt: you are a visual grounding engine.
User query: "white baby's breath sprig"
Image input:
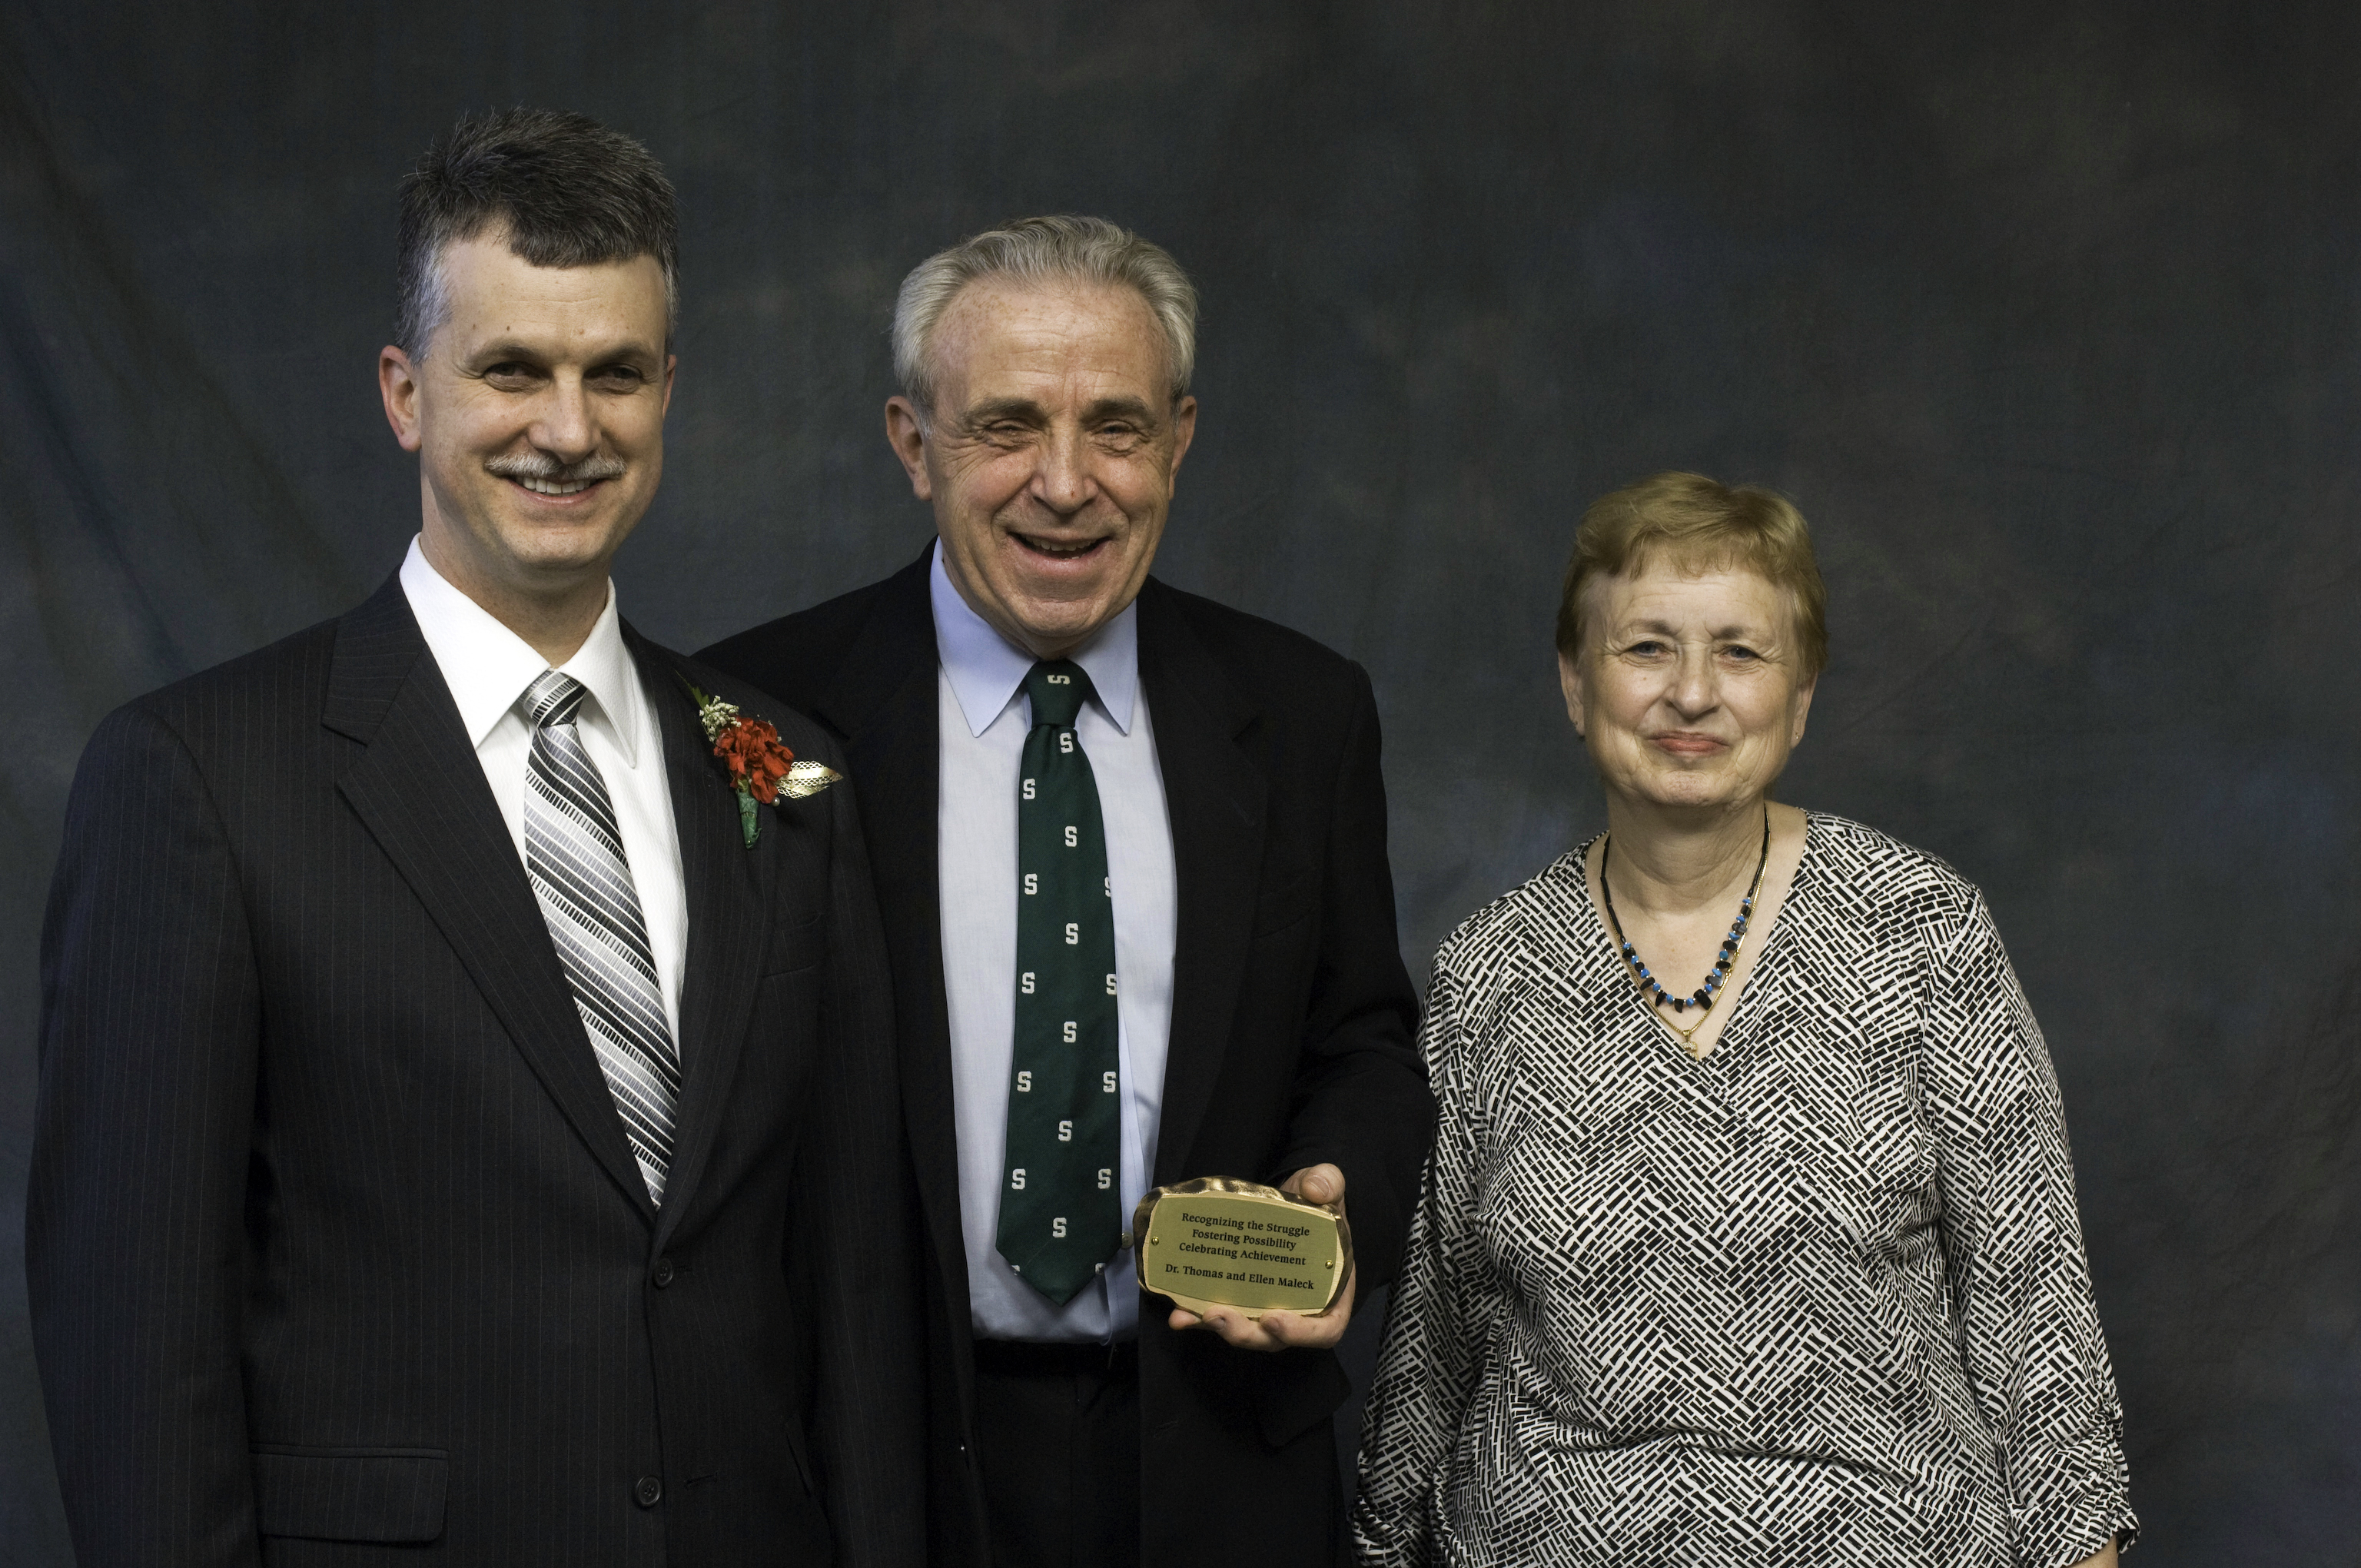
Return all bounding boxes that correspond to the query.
[694,693,740,743]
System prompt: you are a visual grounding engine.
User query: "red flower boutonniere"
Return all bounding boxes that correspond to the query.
[683,680,841,848]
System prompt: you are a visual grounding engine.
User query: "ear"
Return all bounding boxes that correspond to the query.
[379,345,424,452]
[660,352,677,419]
[1164,394,1199,487]
[1556,649,1588,739]
[1788,670,1818,747]
[883,396,933,500]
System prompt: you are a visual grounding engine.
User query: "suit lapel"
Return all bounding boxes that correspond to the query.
[1135,580,1268,1183]
[633,632,768,1250]
[807,557,973,1314]
[327,578,657,1222]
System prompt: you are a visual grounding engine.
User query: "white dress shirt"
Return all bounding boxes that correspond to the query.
[400,537,689,1045]
[932,543,1178,1344]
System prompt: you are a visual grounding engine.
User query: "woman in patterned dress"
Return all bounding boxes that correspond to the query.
[1353,473,2134,1568]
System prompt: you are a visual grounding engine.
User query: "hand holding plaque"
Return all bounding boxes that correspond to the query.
[1134,1164,1356,1351]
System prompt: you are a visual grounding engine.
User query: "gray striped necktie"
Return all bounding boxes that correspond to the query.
[521,670,680,1204]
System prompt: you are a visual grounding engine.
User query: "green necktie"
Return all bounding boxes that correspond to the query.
[995,659,1124,1304]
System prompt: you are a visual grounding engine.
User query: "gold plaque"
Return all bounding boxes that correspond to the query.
[1132,1178,1353,1320]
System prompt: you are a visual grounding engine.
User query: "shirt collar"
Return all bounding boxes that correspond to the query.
[398,535,644,763]
[928,540,1139,738]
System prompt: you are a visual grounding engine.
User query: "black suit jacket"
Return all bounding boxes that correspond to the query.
[28,576,926,1567]
[699,552,1433,1567]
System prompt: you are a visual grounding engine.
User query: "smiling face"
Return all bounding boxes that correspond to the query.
[379,233,673,623]
[1559,560,1817,816]
[885,277,1196,659]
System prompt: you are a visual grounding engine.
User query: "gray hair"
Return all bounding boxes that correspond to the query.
[891,214,1198,418]
[397,108,679,359]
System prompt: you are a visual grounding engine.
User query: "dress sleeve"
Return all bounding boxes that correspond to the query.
[1926,894,2137,1567]
[1350,945,1500,1567]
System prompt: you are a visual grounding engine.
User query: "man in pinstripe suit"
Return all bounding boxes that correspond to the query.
[27,109,924,1566]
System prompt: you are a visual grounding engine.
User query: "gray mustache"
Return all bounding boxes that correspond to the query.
[484,452,629,483]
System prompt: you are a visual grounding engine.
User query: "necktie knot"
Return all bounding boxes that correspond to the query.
[1024,660,1094,730]
[524,670,589,730]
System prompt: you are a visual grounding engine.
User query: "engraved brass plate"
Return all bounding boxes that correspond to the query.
[1132,1178,1353,1320]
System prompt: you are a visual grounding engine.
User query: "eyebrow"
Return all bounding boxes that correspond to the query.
[958,397,1049,427]
[1081,394,1159,424]
[1619,618,1777,641]
[955,394,1163,429]
[467,337,663,367]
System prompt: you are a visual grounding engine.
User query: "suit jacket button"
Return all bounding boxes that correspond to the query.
[652,1257,676,1288]
[635,1475,663,1508]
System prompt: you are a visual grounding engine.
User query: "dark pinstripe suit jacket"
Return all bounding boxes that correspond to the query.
[702,553,1436,1568]
[28,576,926,1567]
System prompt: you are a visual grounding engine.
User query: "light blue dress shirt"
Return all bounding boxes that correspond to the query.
[932,544,1177,1344]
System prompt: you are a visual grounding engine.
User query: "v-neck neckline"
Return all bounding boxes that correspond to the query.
[1572,812,1818,1068]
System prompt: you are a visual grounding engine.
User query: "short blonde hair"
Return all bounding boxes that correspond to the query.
[1554,471,1828,676]
[891,214,1198,418]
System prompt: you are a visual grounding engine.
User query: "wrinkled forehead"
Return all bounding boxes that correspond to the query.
[1582,549,1800,636]
[930,276,1172,399]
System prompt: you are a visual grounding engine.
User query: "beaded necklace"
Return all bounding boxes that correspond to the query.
[1599,806,1771,1050]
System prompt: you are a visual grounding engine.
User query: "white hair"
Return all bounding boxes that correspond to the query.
[891,214,1198,418]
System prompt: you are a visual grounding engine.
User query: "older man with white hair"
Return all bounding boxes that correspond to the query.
[702,216,1433,1567]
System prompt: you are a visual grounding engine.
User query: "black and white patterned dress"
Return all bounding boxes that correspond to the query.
[1353,815,2134,1568]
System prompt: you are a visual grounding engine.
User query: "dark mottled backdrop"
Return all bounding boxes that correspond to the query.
[4,3,2357,1563]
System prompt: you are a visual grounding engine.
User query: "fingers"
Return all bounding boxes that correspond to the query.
[1173,1304,1265,1348]
[1167,1269,1357,1353]
[1271,1266,1357,1349]
[1280,1162,1347,1208]
[1174,1306,1333,1351]
[1256,1302,1349,1350]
